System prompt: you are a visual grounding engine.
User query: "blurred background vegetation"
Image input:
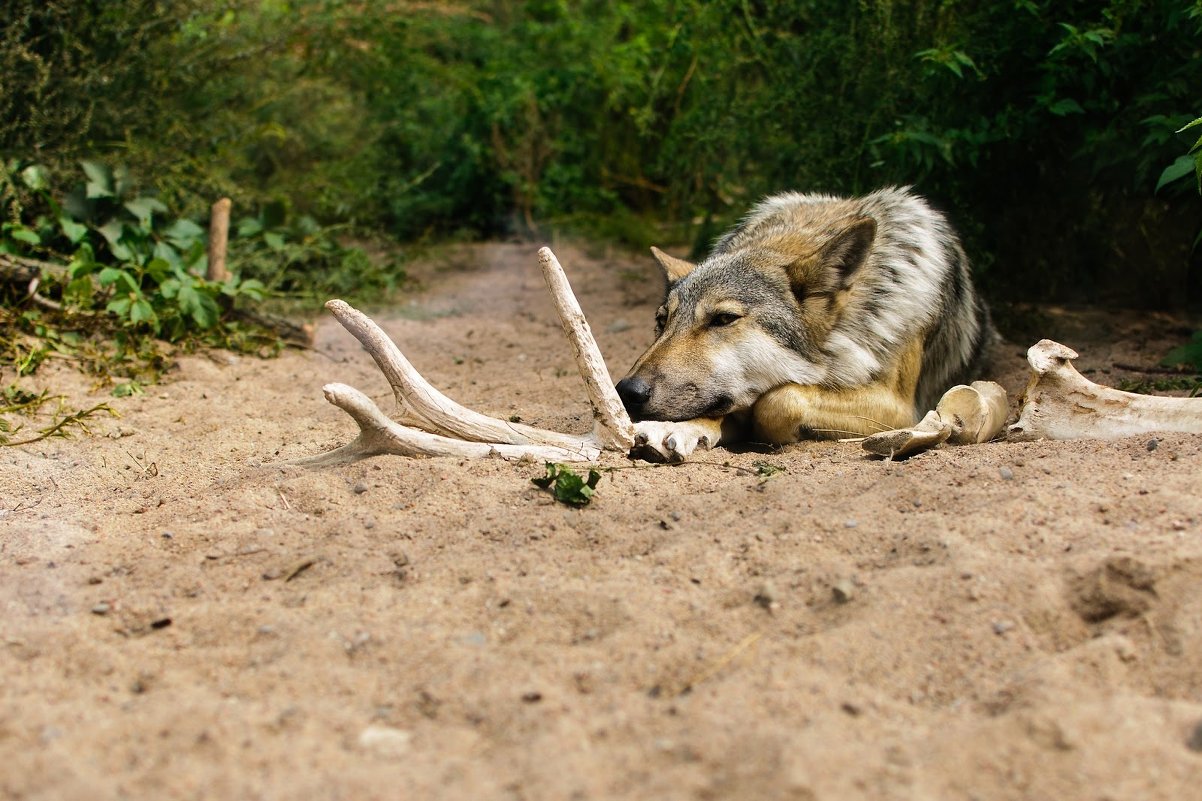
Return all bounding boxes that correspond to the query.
[2,0,1201,317]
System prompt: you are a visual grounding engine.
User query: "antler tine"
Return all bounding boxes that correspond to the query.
[293,384,601,465]
[538,247,635,450]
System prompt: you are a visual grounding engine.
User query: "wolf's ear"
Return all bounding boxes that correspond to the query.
[650,246,697,283]
[820,217,876,285]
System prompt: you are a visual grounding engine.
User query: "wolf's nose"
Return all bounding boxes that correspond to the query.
[615,376,651,412]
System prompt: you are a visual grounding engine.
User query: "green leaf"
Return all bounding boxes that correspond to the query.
[1178,116,1202,157]
[112,382,143,398]
[124,196,169,226]
[1179,117,1202,135]
[188,291,221,329]
[158,277,181,299]
[129,298,157,326]
[1161,332,1202,371]
[176,280,222,328]
[63,276,94,305]
[112,164,132,197]
[531,463,603,506]
[1047,98,1084,116]
[20,164,49,191]
[97,219,134,261]
[237,278,267,300]
[62,186,91,222]
[153,240,181,267]
[1156,155,1196,193]
[59,217,88,244]
[296,215,319,235]
[263,231,286,251]
[236,217,264,237]
[144,257,172,284]
[98,267,139,293]
[81,160,114,198]
[8,226,41,245]
[67,244,96,278]
[106,296,133,317]
[162,218,205,249]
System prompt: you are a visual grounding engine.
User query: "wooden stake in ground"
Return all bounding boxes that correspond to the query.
[296,247,636,466]
[207,198,232,283]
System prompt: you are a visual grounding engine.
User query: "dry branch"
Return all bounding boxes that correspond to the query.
[296,247,634,466]
[0,253,66,284]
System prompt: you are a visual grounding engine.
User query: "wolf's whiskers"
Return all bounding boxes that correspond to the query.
[818,414,895,436]
[810,426,877,438]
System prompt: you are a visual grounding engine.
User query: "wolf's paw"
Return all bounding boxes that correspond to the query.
[630,420,716,463]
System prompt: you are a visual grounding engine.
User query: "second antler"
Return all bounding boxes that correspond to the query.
[297,248,635,466]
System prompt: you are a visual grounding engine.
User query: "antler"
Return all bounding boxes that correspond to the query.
[296,247,635,466]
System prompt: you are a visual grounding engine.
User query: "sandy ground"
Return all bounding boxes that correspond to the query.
[2,242,1201,800]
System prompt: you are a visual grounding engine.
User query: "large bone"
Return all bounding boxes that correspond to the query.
[296,248,635,465]
[1008,339,1202,441]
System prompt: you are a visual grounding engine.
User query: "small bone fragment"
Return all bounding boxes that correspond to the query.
[1008,340,1202,441]
[861,381,1009,458]
[860,410,951,458]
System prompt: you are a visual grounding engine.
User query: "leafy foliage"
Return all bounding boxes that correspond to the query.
[1,0,1200,309]
[2,159,265,340]
[532,462,604,507]
[0,158,375,393]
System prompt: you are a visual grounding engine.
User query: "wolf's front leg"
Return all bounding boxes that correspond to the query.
[752,383,916,442]
[631,417,725,463]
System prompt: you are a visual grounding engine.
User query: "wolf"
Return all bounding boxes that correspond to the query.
[615,186,993,461]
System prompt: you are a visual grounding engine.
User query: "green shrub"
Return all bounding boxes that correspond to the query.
[2,159,264,340]
[3,0,1201,308]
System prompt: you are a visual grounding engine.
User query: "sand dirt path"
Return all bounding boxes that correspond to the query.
[2,243,1201,800]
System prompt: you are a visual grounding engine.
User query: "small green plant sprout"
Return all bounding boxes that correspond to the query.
[752,460,786,478]
[531,462,603,507]
[1160,330,1202,375]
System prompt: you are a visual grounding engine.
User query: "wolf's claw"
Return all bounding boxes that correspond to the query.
[629,420,715,463]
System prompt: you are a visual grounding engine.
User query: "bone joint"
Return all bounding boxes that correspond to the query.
[297,248,635,466]
[1008,339,1202,441]
[861,380,1009,458]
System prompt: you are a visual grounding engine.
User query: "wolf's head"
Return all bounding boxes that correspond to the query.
[616,216,877,421]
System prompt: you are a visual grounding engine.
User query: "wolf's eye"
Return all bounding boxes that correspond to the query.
[709,312,741,328]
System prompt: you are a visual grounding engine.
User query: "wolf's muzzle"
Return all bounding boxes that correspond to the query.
[615,376,651,418]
